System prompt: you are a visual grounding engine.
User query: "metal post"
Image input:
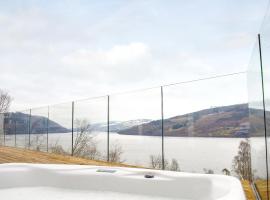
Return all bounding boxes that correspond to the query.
[28,109,31,149]
[71,101,74,156]
[107,95,110,162]
[258,34,269,200]
[161,86,165,170]
[14,119,17,147]
[3,114,5,146]
[46,106,49,152]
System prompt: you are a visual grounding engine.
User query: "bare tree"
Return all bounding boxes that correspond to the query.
[0,90,12,113]
[222,168,231,176]
[85,140,100,160]
[170,158,180,171]
[149,155,180,171]
[0,90,11,145]
[73,119,91,156]
[149,155,165,169]
[72,119,100,159]
[50,140,67,155]
[109,142,124,163]
[203,168,214,174]
[232,139,253,181]
[50,120,123,162]
[30,134,46,151]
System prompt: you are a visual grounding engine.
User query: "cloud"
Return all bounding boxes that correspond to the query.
[62,42,151,66]
[0,0,268,112]
[61,42,153,84]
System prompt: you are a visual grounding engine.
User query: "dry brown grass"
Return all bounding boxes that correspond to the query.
[241,180,256,200]
[0,146,257,200]
[255,180,268,200]
[0,146,135,167]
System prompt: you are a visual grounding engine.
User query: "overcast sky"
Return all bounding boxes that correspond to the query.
[0,0,269,115]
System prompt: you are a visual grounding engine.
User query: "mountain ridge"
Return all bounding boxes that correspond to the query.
[3,103,268,137]
[117,104,267,138]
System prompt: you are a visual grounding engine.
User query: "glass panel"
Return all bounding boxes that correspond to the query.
[164,73,248,174]
[29,107,49,152]
[0,113,4,145]
[248,40,268,200]
[15,110,31,149]
[73,97,108,161]
[110,88,161,167]
[48,103,72,155]
[261,6,270,200]
[3,112,15,147]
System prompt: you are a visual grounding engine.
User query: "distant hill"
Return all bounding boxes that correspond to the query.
[3,112,150,135]
[91,119,152,132]
[118,104,268,138]
[4,112,70,134]
[3,104,268,137]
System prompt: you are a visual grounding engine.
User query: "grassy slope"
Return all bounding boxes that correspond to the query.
[0,146,134,167]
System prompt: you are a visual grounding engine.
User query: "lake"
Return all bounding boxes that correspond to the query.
[3,132,266,178]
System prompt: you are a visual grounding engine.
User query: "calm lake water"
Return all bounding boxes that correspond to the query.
[4,132,266,178]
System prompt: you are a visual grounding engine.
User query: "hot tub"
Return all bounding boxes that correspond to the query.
[0,163,246,200]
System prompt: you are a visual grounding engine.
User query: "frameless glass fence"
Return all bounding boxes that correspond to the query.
[248,39,268,200]
[0,56,269,200]
[110,88,162,168]
[29,107,49,152]
[48,103,72,155]
[0,71,263,172]
[260,6,270,200]
[73,96,108,161]
[163,73,248,174]
[15,110,31,149]
[0,113,4,145]
[3,112,15,147]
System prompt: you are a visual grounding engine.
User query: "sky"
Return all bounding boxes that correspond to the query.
[0,0,269,118]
